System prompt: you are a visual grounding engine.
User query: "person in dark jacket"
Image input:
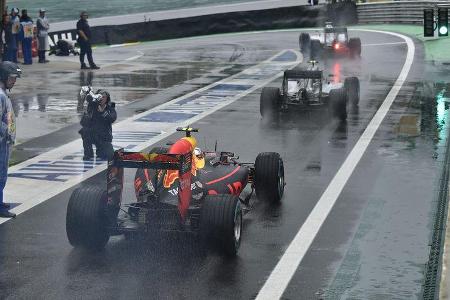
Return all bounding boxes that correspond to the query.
[76,11,99,69]
[79,88,116,160]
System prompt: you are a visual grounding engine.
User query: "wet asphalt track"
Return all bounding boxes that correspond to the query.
[0,30,441,299]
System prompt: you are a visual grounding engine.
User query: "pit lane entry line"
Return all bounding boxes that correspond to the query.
[256,29,415,300]
[0,49,302,224]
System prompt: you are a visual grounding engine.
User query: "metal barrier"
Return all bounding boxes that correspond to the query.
[357,0,450,24]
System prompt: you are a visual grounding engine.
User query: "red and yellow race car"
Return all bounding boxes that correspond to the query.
[66,127,285,256]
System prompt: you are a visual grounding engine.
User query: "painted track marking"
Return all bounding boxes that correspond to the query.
[256,29,415,300]
[0,49,301,224]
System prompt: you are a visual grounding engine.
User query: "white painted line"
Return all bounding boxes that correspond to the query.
[125,52,144,61]
[0,49,301,224]
[363,41,406,47]
[256,29,415,300]
[109,42,141,48]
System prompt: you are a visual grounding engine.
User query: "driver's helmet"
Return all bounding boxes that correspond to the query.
[193,147,205,169]
[0,61,21,83]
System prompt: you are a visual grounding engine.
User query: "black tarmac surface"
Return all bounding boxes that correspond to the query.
[0,29,443,299]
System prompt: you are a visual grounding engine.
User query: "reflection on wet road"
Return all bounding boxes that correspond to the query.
[0,29,447,299]
[12,43,269,144]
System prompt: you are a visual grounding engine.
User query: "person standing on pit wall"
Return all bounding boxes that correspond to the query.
[36,8,49,63]
[0,61,21,218]
[76,11,100,70]
[20,9,33,65]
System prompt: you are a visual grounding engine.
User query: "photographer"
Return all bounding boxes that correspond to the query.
[79,87,116,160]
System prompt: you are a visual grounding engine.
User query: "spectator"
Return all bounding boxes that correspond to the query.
[78,87,116,160]
[2,14,11,61]
[36,8,49,63]
[0,61,21,218]
[20,9,33,65]
[76,11,100,70]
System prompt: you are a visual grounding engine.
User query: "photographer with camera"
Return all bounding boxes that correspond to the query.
[79,87,116,161]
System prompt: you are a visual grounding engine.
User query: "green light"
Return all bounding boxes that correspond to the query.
[439,26,448,35]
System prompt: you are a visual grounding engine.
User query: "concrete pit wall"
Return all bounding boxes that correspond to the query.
[49,2,357,46]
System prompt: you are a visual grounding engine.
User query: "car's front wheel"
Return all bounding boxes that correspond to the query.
[254,152,285,203]
[200,194,242,256]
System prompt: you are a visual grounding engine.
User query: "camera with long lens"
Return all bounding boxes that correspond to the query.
[80,86,103,105]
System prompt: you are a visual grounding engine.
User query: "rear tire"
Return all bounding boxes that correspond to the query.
[348,38,361,58]
[260,87,280,118]
[310,40,321,61]
[299,33,311,53]
[200,194,242,256]
[66,186,110,250]
[344,77,360,106]
[254,152,285,203]
[330,88,348,121]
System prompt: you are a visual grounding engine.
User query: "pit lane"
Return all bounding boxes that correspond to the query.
[0,29,435,299]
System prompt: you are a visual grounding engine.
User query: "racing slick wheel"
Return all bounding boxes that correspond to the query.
[299,33,311,53]
[260,87,281,118]
[329,88,348,121]
[66,186,111,250]
[348,38,361,58]
[344,77,360,106]
[254,152,285,203]
[310,40,322,60]
[200,194,242,256]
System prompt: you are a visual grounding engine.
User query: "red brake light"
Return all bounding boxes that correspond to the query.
[334,43,340,50]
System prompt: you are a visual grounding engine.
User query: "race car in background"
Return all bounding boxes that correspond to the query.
[66,127,285,256]
[299,23,361,60]
[260,60,360,121]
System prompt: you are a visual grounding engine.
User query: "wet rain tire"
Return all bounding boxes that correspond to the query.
[260,87,280,118]
[348,38,361,58]
[310,40,321,60]
[254,152,285,203]
[66,186,110,251]
[299,33,311,53]
[344,77,360,106]
[330,88,348,121]
[200,194,242,256]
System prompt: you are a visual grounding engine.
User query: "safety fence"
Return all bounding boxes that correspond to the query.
[47,2,357,46]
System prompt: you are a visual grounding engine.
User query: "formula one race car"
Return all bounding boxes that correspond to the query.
[299,23,361,60]
[260,60,360,121]
[66,127,285,256]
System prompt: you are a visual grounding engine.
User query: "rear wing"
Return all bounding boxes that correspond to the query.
[284,70,322,80]
[110,149,191,173]
[106,149,193,220]
[324,27,347,34]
